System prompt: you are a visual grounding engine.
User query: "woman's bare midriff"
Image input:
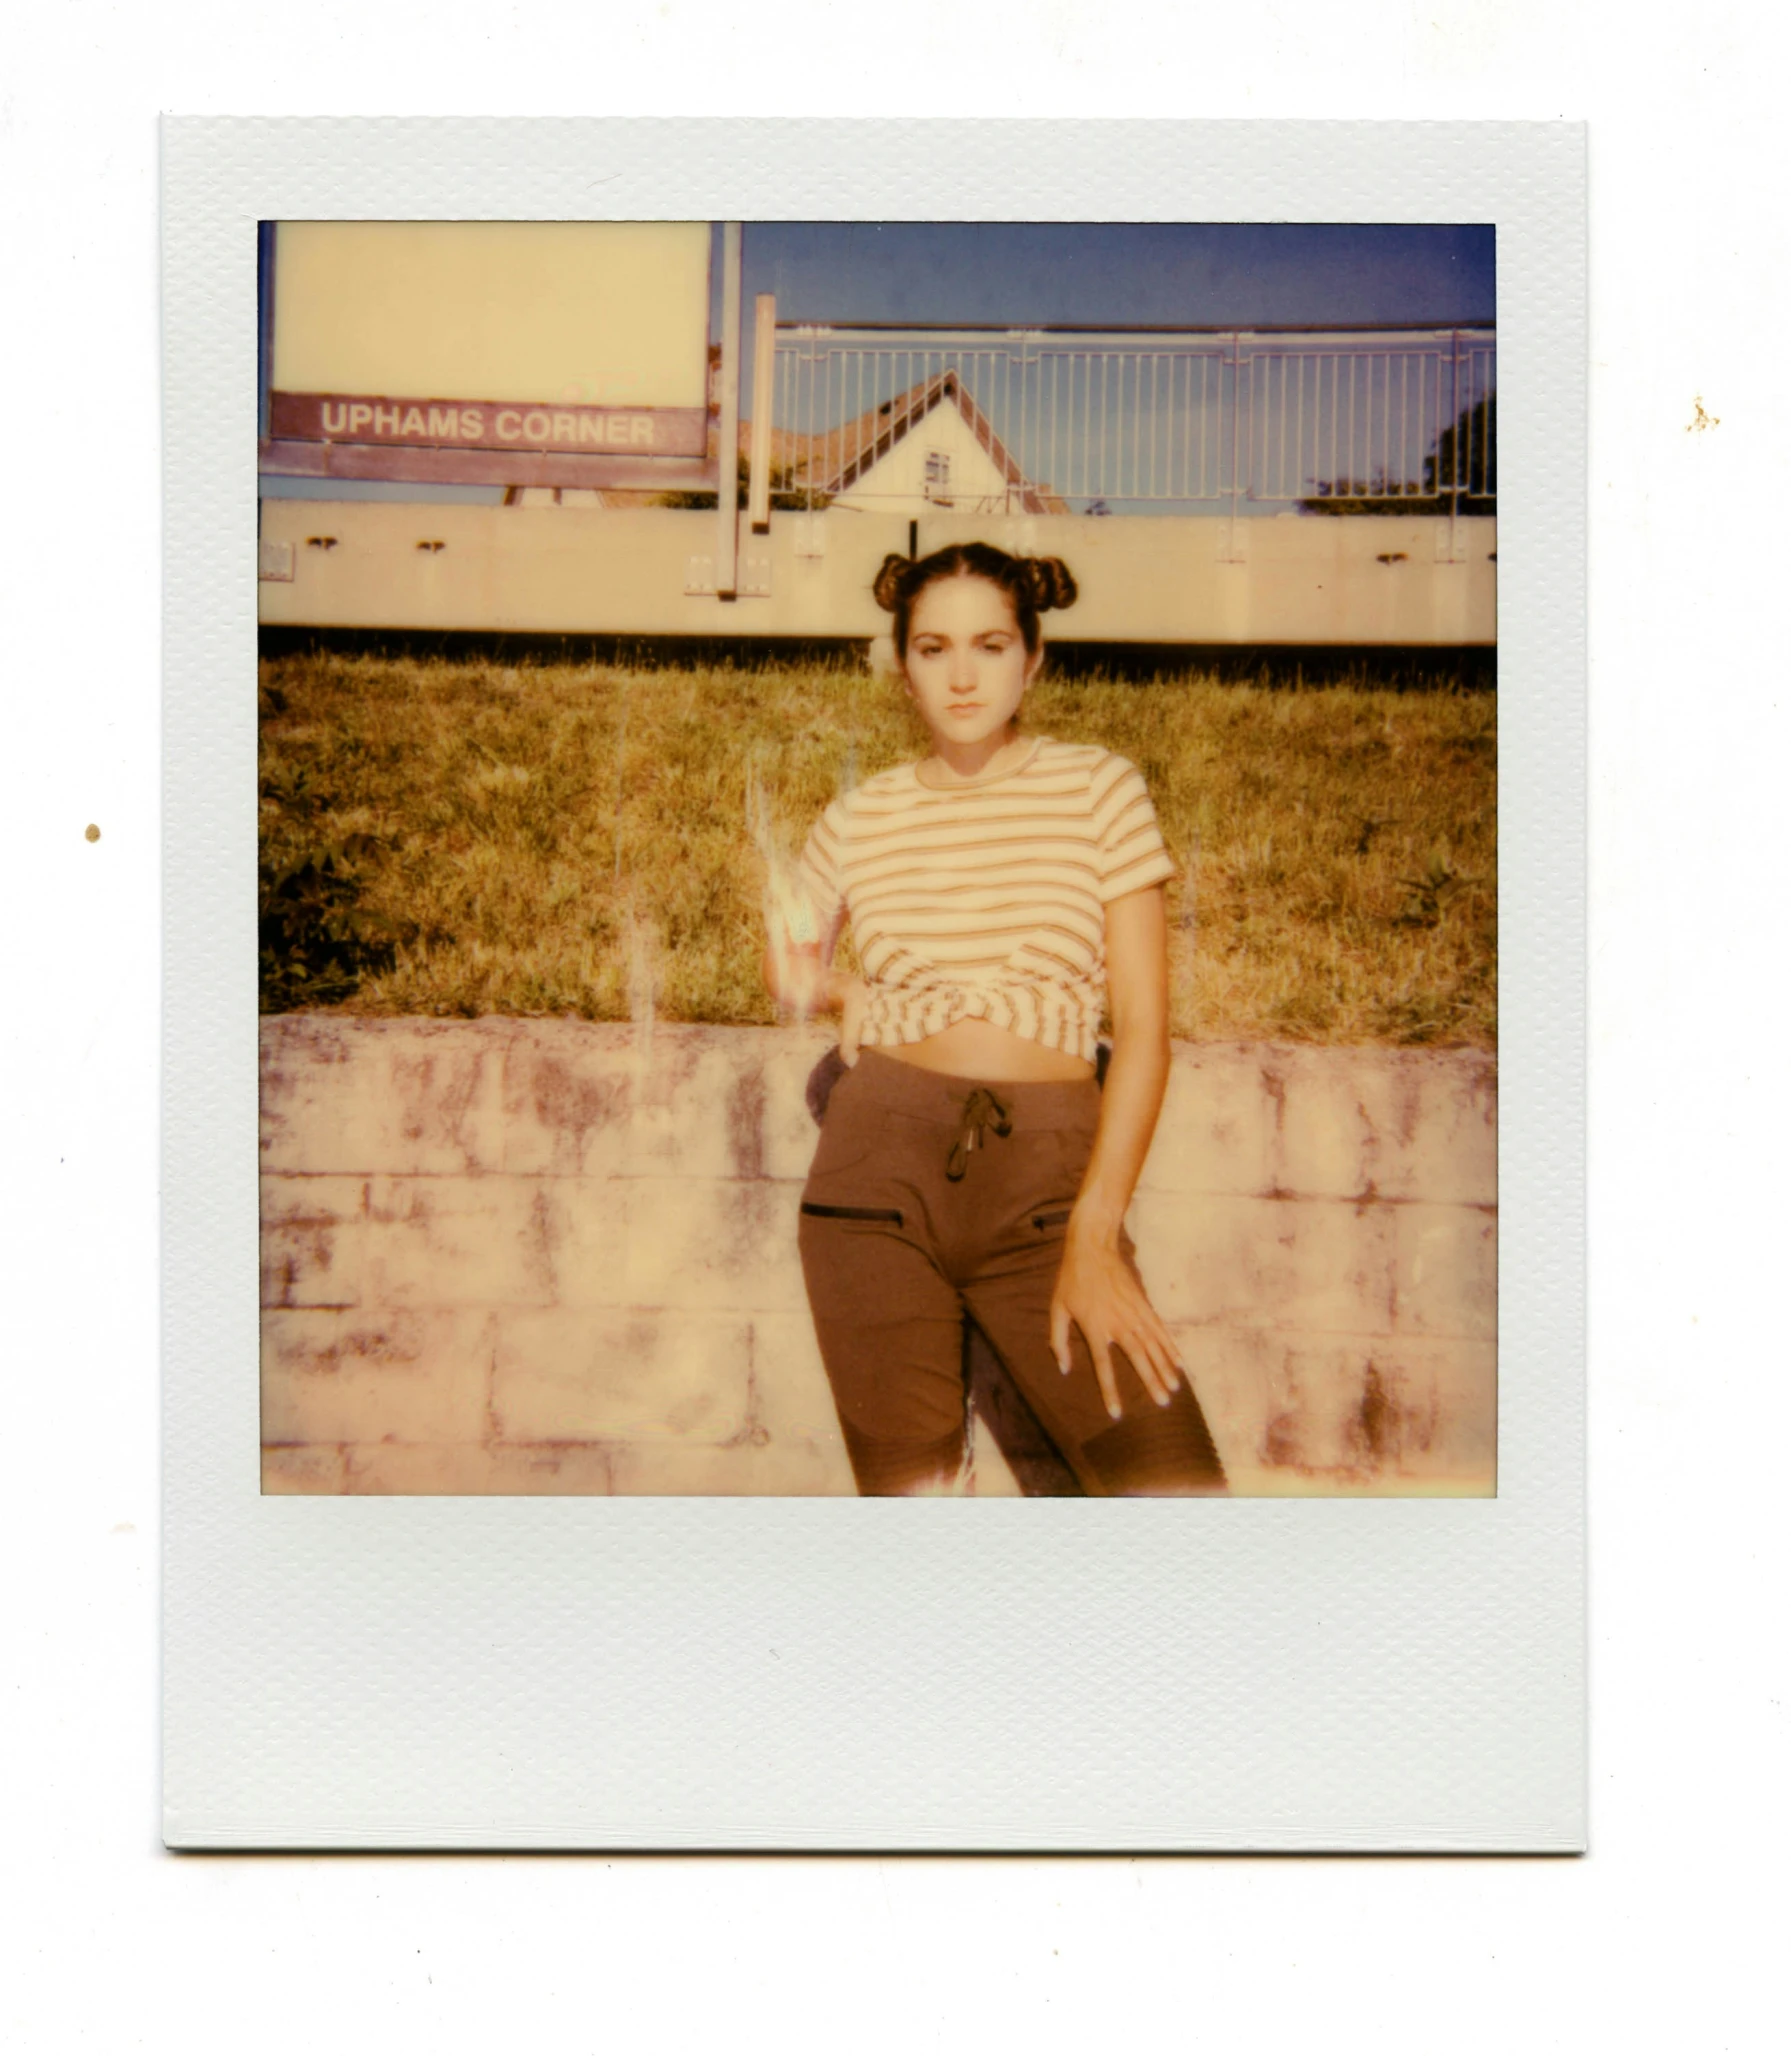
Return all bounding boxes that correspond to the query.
[876,1017,1095,1083]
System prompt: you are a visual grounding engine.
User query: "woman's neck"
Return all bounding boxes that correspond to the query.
[921,725,1028,787]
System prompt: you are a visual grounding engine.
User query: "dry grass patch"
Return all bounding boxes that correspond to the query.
[259,650,1494,1046]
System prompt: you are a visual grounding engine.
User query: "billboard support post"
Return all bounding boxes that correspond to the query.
[748,292,776,535]
[714,223,744,599]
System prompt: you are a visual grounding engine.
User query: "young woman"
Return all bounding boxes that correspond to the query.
[765,542,1226,1497]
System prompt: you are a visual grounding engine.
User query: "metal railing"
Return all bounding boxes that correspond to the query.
[769,324,1496,520]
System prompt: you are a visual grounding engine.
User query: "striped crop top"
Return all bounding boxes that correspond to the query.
[796,736,1178,1063]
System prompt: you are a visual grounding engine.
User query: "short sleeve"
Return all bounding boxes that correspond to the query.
[1090,753,1177,902]
[795,797,849,943]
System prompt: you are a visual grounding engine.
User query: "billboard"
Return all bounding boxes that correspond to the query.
[261,220,714,487]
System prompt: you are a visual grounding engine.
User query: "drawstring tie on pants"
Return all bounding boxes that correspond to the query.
[945,1086,1013,1181]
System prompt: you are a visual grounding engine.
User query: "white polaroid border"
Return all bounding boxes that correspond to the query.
[164,119,1584,1851]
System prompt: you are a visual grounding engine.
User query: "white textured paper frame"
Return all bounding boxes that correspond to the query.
[164,119,1584,1851]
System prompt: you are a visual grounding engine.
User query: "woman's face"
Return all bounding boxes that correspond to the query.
[902,574,1041,760]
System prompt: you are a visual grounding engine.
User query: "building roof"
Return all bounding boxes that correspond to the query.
[790,370,1066,514]
[522,371,1068,512]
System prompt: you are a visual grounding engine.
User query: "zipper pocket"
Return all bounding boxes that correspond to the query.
[1032,1207,1073,1231]
[801,1202,905,1225]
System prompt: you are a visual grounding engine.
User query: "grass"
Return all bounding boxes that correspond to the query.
[259,650,1495,1047]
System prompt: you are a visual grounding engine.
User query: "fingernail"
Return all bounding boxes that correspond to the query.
[1156,1391,1170,1407]
[1108,1404,1122,1420]
[1056,1357,1069,1376]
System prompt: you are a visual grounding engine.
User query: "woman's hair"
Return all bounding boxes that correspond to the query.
[872,542,1077,658]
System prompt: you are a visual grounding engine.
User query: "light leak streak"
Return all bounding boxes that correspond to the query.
[624,903,659,1056]
[746,763,821,1018]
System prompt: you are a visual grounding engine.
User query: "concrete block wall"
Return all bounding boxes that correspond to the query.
[261,1019,1497,1496]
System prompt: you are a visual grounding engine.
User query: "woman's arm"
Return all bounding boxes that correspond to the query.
[762,917,869,1061]
[1049,883,1185,1418]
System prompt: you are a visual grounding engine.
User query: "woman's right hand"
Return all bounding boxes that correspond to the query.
[764,945,866,1063]
[764,939,826,1015]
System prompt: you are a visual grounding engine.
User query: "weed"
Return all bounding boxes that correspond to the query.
[1395,850,1465,928]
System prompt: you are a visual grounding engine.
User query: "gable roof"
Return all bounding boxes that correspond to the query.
[514,373,1070,512]
[796,370,1066,514]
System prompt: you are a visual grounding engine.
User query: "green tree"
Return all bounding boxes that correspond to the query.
[1300,394,1495,517]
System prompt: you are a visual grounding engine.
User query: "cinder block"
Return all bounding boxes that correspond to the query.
[363,1174,559,1309]
[1160,1326,1279,1487]
[732,1440,861,1495]
[499,1024,634,1177]
[492,1308,754,1443]
[1393,1056,1497,1207]
[260,1017,511,1175]
[762,1033,836,1182]
[258,1015,363,1173]
[744,1312,852,1468]
[624,1032,772,1182]
[483,1443,619,1495]
[1268,1046,1378,1199]
[623,1178,810,1313]
[260,1175,367,1308]
[1172,1324,1495,1494]
[1131,1193,1399,1338]
[342,1442,498,1494]
[1139,1045,1277,1197]
[1273,1046,1497,1204]
[261,1308,495,1446]
[533,1181,632,1308]
[497,1020,835,1183]
[594,1435,860,1496]
[603,1440,780,1496]
[261,1444,348,1494]
[1393,1204,1499,1339]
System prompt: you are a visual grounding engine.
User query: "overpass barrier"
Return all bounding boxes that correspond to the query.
[258,504,1495,645]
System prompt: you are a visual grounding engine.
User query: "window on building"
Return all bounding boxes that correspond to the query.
[923,449,952,504]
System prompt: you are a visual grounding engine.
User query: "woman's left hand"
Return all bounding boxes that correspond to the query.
[833,972,868,1067]
[1049,1219,1185,1420]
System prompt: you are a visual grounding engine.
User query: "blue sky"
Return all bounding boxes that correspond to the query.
[729,222,1493,330]
[264,222,1493,504]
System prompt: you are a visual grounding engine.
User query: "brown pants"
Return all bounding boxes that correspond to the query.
[798,1049,1227,1497]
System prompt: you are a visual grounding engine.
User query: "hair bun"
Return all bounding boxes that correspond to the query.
[1026,556,1078,611]
[872,553,913,613]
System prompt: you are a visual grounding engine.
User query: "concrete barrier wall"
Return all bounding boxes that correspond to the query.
[257,502,1496,646]
[260,1019,1497,1497]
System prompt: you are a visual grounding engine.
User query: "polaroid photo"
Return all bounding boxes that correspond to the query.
[164,118,1584,1849]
